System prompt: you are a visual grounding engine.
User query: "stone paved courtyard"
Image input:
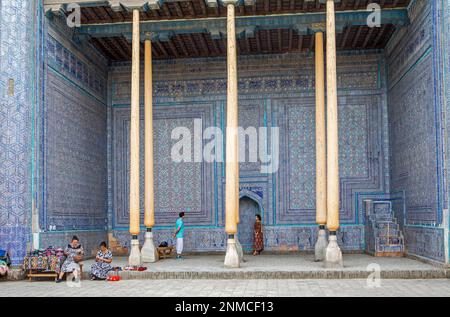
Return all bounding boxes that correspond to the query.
[1,279,450,297]
[83,254,440,272]
[2,254,449,296]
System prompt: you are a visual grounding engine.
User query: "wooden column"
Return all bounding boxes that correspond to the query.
[324,0,343,268]
[315,31,326,227]
[144,38,155,230]
[325,0,339,233]
[128,9,141,266]
[235,131,243,261]
[236,152,240,225]
[224,0,240,268]
[225,1,238,236]
[141,36,159,263]
[314,30,328,262]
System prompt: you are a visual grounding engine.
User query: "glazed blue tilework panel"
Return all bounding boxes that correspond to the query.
[108,52,388,252]
[275,95,384,224]
[110,225,363,252]
[444,0,450,263]
[386,0,446,262]
[388,53,438,223]
[40,17,109,232]
[112,103,216,227]
[404,226,445,262]
[387,1,440,225]
[438,0,450,263]
[43,72,108,230]
[0,0,37,264]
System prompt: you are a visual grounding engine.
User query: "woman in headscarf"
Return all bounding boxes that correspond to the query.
[253,214,264,256]
[90,241,113,280]
[56,236,84,283]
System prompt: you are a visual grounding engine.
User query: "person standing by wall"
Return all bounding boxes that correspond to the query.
[173,212,185,259]
[253,214,264,256]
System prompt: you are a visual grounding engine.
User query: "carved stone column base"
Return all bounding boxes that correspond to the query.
[141,230,159,263]
[314,226,328,262]
[128,237,142,267]
[324,233,343,268]
[224,236,240,268]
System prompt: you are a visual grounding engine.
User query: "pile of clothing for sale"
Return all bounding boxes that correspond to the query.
[23,246,65,273]
[0,250,11,277]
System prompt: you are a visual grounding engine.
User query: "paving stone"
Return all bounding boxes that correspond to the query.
[1,278,450,297]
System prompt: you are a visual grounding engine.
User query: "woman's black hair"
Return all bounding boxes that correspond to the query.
[72,235,79,242]
[179,212,185,218]
[100,241,107,248]
[256,214,262,221]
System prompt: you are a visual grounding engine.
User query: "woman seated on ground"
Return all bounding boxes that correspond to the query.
[253,214,264,256]
[90,241,113,280]
[56,235,84,283]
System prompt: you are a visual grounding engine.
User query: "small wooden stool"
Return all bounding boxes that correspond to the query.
[157,246,175,259]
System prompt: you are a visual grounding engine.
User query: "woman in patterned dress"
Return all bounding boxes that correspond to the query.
[90,242,113,280]
[56,236,84,283]
[253,214,264,256]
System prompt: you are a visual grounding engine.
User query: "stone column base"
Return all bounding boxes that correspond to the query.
[128,237,142,267]
[141,230,159,263]
[324,233,343,268]
[224,236,240,268]
[314,226,328,262]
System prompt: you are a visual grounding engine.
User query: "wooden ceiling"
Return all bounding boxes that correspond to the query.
[90,24,396,61]
[79,0,411,24]
[78,0,410,61]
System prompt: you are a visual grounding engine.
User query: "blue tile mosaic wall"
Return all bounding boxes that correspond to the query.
[39,16,109,233]
[108,51,390,252]
[0,0,37,265]
[1,0,449,264]
[22,14,111,258]
[386,0,447,262]
[441,0,450,264]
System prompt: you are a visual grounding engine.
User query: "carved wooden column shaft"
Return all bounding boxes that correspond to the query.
[129,9,141,237]
[144,38,155,229]
[225,2,239,236]
[128,9,141,266]
[326,0,339,233]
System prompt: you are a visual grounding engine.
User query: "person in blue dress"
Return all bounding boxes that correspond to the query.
[173,212,185,259]
[90,241,113,280]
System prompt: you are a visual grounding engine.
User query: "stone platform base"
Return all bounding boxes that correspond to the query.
[83,254,448,280]
[106,269,447,280]
[5,254,448,281]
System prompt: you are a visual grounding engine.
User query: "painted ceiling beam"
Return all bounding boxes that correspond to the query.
[74,8,409,41]
[43,0,255,13]
[44,1,110,13]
